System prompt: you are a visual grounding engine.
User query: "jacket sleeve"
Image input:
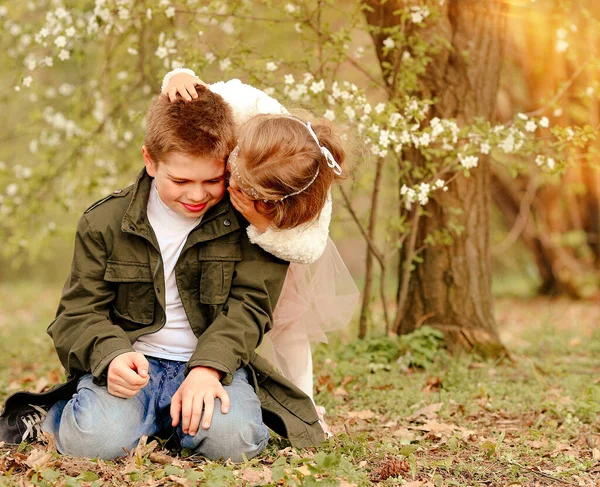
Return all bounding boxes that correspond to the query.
[47,215,134,383]
[246,191,332,264]
[161,68,287,124]
[186,232,289,385]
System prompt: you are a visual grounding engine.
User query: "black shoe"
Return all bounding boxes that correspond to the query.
[0,377,78,445]
[0,403,48,444]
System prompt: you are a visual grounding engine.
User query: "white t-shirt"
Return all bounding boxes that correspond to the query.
[133,180,201,361]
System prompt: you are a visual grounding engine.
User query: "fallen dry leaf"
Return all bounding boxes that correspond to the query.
[348,410,376,420]
[413,420,457,435]
[402,481,424,487]
[391,427,417,442]
[167,475,192,487]
[593,448,600,461]
[25,449,53,470]
[236,466,272,484]
[407,403,443,421]
[526,439,548,449]
[334,387,348,397]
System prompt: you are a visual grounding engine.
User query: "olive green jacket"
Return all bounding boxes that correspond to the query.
[47,169,324,448]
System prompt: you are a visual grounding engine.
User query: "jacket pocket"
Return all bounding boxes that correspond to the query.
[104,260,155,324]
[199,244,242,305]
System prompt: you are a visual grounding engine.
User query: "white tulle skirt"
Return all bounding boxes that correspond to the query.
[259,238,360,401]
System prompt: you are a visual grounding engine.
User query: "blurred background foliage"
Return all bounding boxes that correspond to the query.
[0,0,598,338]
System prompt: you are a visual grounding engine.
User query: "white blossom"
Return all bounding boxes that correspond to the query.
[383,37,395,49]
[539,116,549,128]
[284,74,295,85]
[556,40,569,53]
[65,26,76,37]
[24,55,37,70]
[535,155,545,166]
[324,109,335,121]
[525,120,537,132]
[435,179,446,189]
[219,57,231,71]
[221,19,234,35]
[410,6,430,24]
[155,46,168,59]
[480,142,491,154]
[295,22,302,33]
[354,46,365,58]
[344,106,356,121]
[374,103,386,114]
[58,49,70,61]
[458,154,479,169]
[547,157,555,170]
[556,27,568,39]
[404,188,417,210]
[205,52,216,64]
[517,113,528,121]
[29,140,38,154]
[418,133,431,147]
[285,3,297,13]
[389,112,402,127]
[499,133,515,153]
[379,130,389,147]
[127,47,138,55]
[165,6,176,18]
[553,107,563,117]
[0,6,7,17]
[54,35,67,48]
[59,83,75,96]
[565,127,574,140]
[6,184,18,196]
[266,61,278,72]
[310,79,325,94]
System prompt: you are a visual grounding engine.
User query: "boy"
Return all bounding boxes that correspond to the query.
[0,86,323,460]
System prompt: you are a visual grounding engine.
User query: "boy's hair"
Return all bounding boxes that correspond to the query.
[234,112,347,229]
[144,85,236,163]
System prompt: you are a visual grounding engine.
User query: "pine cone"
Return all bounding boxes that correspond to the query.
[369,455,410,482]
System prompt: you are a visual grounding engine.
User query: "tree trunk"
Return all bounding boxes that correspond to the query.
[364,0,508,355]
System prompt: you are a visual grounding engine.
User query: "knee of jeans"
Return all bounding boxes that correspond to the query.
[57,387,140,459]
[189,410,269,462]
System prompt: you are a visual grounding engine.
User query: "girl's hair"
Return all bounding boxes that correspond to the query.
[233,112,346,229]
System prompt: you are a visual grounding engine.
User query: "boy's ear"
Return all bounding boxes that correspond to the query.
[142,146,157,177]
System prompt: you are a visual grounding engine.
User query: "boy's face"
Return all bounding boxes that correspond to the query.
[143,147,227,219]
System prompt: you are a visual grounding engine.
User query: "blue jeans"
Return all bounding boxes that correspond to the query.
[41,358,269,461]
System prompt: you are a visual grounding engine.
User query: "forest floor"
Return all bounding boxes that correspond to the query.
[0,281,599,486]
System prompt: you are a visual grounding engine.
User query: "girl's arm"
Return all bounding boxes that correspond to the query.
[161,69,287,123]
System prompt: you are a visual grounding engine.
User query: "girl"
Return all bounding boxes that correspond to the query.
[162,70,359,435]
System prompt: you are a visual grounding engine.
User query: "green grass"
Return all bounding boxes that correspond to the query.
[1,281,599,486]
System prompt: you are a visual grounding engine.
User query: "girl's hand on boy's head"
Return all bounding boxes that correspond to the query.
[170,366,230,437]
[228,187,272,233]
[107,352,150,398]
[164,73,208,102]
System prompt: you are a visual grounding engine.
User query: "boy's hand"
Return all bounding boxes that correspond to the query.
[228,187,272,233]
[170,366,230,437]
[164,73,208,102]
[107,352,150,398]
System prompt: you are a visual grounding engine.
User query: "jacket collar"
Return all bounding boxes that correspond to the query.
[121,168,241,246]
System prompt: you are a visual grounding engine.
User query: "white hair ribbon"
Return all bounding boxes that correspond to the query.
[305,121,343,176]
